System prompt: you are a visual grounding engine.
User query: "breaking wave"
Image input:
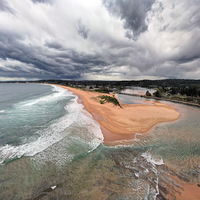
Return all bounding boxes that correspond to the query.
[0,85,103,165]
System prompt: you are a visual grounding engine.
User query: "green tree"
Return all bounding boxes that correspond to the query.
[170,87,176,95]
[153,90,161,97]
[145,91,151,96]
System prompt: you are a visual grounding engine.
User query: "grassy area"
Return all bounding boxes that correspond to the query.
[97,95,122,107]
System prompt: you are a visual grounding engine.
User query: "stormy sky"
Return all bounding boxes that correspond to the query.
[0,0,200,81]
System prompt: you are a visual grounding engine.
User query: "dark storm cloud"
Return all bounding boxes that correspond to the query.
[0,29,110,80]
[76,19,90,39]
[102,0,155,40]
[56,50,109,73]
[0,31,69,79]
[0,0,15,14]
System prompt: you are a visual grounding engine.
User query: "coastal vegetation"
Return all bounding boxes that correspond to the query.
[91,95,122,108]
[98,95,121,107]
[152,86,200,105]
[2,79,200,106]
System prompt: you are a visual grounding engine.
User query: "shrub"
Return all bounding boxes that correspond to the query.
[98,95,121,107]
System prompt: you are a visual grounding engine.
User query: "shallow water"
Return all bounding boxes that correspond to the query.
[121,87,156,96]
[0,85,200,199]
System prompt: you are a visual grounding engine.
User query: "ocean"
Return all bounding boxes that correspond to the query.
[0,84,200,199]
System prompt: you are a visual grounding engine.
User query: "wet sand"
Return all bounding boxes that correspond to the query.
[167,174,200,200]
[177,183,200,200]
[57,85,180,143]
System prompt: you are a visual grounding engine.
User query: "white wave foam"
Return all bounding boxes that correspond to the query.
[0,89,104,165]
[135,172,139,177]
[103,133,142,148]
[141,151,164,166]
[81,108,104,141]
[0,96,80,164]
[51,185,57,190]
[141,152,162,199]
[31,94,104,167]
[0,110,5,113]
[16,85,73,108]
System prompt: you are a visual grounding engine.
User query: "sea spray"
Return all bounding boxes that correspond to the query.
[141,151,164,166]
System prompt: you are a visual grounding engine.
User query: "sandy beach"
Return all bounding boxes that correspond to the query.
[57,85,180,143]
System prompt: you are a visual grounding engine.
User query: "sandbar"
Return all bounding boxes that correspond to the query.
[55,85,180,143]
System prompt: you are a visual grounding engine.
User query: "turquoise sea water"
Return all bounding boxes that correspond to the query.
[0,84,200,199]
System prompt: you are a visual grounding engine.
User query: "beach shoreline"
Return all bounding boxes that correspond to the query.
[54,85,180,144]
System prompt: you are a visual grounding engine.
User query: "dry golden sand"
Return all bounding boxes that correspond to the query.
[56,85,180,143]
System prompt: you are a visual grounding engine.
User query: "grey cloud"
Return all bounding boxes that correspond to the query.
[1,0,200,81]
[0,0,15,14]
[102,0,155,40]
[76,19,90,39]
[45,41,63,50]
[0,29,109,80]
[169,30,200,66]
[31,0,53,4]
[0,33,65,78]
[175,56,200,64]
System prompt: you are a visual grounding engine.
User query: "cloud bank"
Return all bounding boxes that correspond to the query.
[0,0,200,81]
[102,0,155,40]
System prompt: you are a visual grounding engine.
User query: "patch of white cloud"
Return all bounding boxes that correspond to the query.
[0,58,43,73]
[0,77,30,81]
